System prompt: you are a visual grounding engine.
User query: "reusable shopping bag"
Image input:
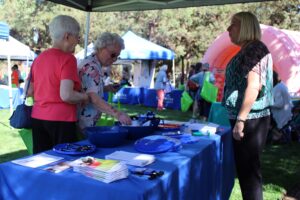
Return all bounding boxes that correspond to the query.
[181,91,193,112]
[200,72,218,103]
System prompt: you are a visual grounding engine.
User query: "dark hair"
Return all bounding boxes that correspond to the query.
[273,71,280,86]
[12,64,18,70]
[195,62,202,73]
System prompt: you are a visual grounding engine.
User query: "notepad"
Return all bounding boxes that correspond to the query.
[105,151,155,167]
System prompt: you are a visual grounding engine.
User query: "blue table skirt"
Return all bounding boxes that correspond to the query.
[142,89,183,110]
[0,86,23,109]
[108,87,183,110]
[112,87,144,105]
[0,127,234,200]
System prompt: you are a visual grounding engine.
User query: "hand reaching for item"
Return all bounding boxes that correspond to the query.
[117,112,132,125]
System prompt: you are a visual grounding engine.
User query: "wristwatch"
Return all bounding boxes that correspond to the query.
[236,116,246,123]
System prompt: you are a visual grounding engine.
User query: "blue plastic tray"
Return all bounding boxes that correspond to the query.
[134,135,182,154]
[53,143,96,155]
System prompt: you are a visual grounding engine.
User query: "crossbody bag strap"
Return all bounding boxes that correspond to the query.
[23,68,32,102]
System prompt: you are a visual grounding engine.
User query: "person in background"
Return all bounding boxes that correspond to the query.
[154,64,168,111]
[26,15,89,154]
[187,64,196,79]
[270,71,293,139]
[187,62,202,117]
[120,66,132,87]
[103,72,112,86]
[78,32,131,129]
[192,63,215,121]
[11,65,19,87]
[222,12,273,200]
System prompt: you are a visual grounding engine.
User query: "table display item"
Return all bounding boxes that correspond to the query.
[105,150,155,167]
[118,111,160,140]
[84,126,128,147]
[71,156,128,183]
[53,143,96,155]
[130,167,164,180]
[158,123,182,132]
[134,135,182,154]
[11,153,63,168]
[167,134,200,144]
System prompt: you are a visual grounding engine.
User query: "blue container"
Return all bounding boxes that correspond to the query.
[121,125,156,140]
[84,126,128,147]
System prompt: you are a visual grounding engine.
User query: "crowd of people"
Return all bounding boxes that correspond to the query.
[22,12,298,199]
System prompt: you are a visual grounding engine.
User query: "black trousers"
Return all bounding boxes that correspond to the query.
[32,118,78,154]
[230,116,270,200]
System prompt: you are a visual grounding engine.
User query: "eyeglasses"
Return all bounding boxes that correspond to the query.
[69,33,81,42]
[110,53,118,59]
[106,48,119,60]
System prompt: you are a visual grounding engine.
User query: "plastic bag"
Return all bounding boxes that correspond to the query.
[181,91,193,112]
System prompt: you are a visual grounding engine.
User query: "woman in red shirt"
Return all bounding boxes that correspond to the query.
[27,15,89,153]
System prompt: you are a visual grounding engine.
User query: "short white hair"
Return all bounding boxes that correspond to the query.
[94,32,124,52]
[49,15,80,42]
[160,64,168,71]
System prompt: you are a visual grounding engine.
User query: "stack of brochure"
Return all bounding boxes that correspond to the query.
[71,157,128,183]
[105,151,155,167]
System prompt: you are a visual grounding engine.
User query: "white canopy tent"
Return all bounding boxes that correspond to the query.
[0,35,36,113]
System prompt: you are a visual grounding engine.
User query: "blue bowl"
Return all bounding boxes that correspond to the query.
[121,125,156,140]
[84,126,128,147]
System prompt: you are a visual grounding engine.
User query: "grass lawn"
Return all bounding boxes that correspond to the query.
[1,105,300,200]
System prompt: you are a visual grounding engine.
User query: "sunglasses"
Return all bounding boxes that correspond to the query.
[110,53,118,59]
[106,48,119,59]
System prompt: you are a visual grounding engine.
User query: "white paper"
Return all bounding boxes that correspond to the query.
[105,151,155,167]
[12,153,63,168]
[183,122,219,135]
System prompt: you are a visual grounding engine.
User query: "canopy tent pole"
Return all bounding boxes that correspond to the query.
[172,59,175,86]
[84,12,91,58]
[7,54,13,114]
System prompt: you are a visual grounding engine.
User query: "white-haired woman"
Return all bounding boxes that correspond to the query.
[27,15,89,154]
[78,32,131,129]
[154,64,168,111]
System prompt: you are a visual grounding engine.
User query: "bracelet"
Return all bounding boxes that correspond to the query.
[236,116,246,123]
[236,119,246,123]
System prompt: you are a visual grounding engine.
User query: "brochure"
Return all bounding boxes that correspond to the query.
[42,161,71,173]
[11,153,63,168]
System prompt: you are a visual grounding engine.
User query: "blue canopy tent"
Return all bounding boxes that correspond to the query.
[76,31,175,60]
[76,31,175,87]
[0,22,9,41]
[120,31,175,87]
[120,31,175,60]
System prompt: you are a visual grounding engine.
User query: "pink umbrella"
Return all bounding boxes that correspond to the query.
[202,24,300,99]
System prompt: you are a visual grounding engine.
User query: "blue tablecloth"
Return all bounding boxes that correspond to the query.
[0,86,23,109]
[143,89,183,110]
[0,127,234,200]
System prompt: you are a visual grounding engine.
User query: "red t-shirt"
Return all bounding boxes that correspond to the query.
[11,70,19,86]
[31,48,81,122]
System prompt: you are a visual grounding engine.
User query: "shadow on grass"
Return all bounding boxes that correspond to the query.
[262,142,300,193]
[0,150,29,163]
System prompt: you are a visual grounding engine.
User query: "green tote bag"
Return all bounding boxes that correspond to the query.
[181,91,193,112]
[200,72,218,103]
